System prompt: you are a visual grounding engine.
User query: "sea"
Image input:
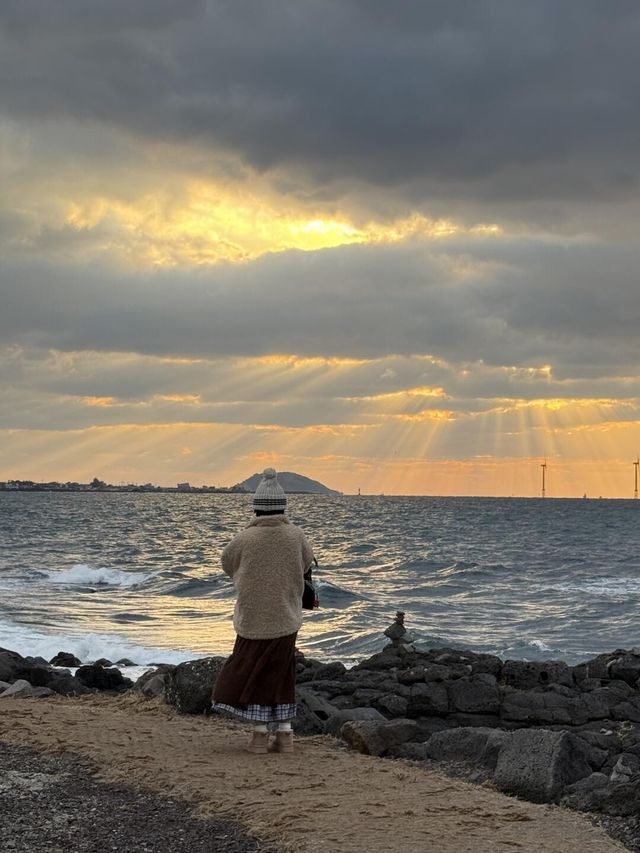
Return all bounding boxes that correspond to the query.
[1,492,639,671]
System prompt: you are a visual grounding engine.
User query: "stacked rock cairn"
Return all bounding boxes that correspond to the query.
[383,611,415,653]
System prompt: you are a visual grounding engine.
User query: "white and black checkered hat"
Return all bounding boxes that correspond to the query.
[253,468,287,512]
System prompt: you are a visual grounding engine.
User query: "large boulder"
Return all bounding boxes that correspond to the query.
[493,729,592,802]
[573,650,633,683]
[407,682,448,716]
[598,778,640,816]
[501,659,573,690]
[561,773,610,811]
[294,687,338,734]
[134,665,176,699]
[165,657,226,714]
[375,693,409,717]
[48,675,92,696]
[297,661,347,684]
[501,689,610,726]
[425,727,509,771]
[447,674,500,714]
[75,664,133,693]
[50,651,82,667]
[562,775,640,817]
[324,707,386,736]
[0,679,54,699]
[341,718,417,756]
[606,653,640,687]
[0,648,28,683]
[0,649,62,687]
[612,695,640,723]
[14,665,57,688]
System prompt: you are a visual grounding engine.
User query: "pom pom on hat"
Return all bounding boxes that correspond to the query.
[253,467,287,511]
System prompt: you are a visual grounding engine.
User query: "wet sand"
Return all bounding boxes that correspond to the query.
[0,695,627,853]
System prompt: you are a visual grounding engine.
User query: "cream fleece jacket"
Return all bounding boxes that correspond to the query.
[221,515,314,640]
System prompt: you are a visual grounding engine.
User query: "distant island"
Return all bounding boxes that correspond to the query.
[233,471,341,496]
[0,472,341,496]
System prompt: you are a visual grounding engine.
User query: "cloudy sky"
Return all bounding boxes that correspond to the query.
[2,0,640,496]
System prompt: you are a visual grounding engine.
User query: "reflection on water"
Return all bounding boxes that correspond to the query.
[1,492,640,664]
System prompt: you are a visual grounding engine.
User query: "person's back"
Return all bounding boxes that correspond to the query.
[212,468,315,754]
[222,514,312,640]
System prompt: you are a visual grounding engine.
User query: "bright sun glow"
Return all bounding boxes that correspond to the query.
[61,180,502,267]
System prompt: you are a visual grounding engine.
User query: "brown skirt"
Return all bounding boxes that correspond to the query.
[211,632,297,720]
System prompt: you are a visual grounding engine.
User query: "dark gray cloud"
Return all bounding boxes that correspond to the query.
[2,236,639,377]
[1,1,639,213]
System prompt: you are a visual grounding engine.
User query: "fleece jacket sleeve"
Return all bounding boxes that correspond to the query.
[221,534,242,578]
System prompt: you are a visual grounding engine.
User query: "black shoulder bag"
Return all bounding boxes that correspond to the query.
[302,557,319,610]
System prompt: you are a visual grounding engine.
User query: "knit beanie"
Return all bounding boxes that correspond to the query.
[252,468,287,512]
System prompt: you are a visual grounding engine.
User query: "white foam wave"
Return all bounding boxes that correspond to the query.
[0,617,200,666]
[45,564,152,588]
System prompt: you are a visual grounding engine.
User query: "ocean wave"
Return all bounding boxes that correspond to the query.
[0,615,199,666]
[44,564,153,588]
[497,638,562,661]
[315,579,366,605]
[158,576,232,597]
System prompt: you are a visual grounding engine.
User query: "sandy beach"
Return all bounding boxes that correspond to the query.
[0,694,627,853]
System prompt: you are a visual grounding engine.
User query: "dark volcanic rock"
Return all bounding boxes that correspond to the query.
[166,657,226,714]
[13,665,58,688]
[501,659,573,690]
[48,674,92,696]
[75,664,133,693]
[613,695,640,723]
[324,707,386,736]
[425,727,509,770]
[341,718,417,756]
[25,656,50,667]
[407,682,448,716]
[294,687,338,734]
[0,679,54,699]
[607,653,640,687]
[447,673,500,714]
[501,689,610,726]
[0,648,27,682]
[297,660,347,684]
[561,773,610,810]
[398,663,451,684]
[49,651,82,667]
[493,728,592,803]
[429,649,502,678]
[375,692,409,717]
[574,650,627,682]
[598,778,640,816]
[134,665,176,698]
[351,647,402,671]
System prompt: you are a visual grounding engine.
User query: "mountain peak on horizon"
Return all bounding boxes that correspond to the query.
[234,471,341,496]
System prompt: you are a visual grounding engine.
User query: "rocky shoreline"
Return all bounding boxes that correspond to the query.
[2,614,640,851]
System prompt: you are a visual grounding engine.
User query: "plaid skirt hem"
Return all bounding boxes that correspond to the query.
[211,702,297,722]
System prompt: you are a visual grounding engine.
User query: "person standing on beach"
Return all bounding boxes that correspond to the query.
[211,468,314,754]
